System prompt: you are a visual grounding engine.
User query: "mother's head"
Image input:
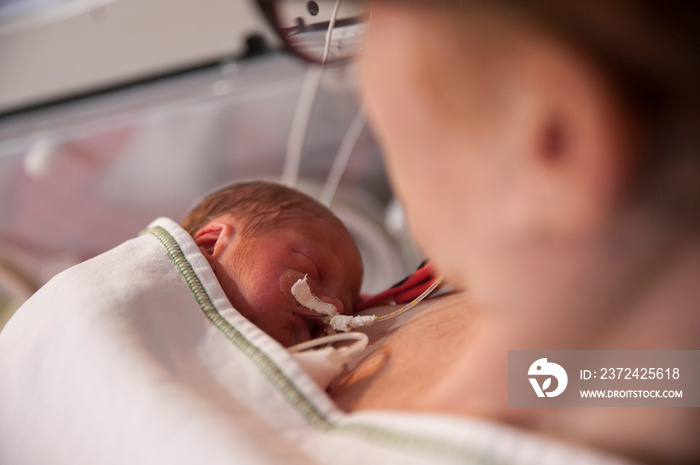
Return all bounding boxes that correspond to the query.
[357,1,700,330]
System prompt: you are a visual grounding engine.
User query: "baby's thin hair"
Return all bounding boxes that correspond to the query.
[181,181,343,237]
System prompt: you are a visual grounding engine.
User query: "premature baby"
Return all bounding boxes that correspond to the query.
[181,181,364,347]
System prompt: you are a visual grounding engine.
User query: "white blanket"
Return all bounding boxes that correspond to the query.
[0,218,636,465]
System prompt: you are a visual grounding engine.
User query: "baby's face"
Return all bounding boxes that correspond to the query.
[217,216,363,347]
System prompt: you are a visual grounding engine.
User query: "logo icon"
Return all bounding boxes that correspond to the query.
[528,358,568,397]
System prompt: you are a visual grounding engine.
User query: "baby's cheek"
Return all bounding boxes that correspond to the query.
[280,269,307,307]
[234,267,289,318]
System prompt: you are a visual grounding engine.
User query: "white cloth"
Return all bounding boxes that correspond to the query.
[0,218,638,465]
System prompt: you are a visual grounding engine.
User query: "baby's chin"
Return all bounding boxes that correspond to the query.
[285,313,311,346]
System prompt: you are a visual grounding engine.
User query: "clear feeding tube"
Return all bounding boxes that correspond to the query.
[327,276,444,332]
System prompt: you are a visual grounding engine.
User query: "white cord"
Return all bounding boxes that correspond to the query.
[320,106,366,206]
[287,331,368,354]
[282,0,343,188]
[282,66,323,187]
[321,0,343,64]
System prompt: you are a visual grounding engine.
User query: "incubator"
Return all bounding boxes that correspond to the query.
[0,0,423,329]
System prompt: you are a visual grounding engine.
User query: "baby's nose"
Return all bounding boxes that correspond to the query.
[286,272,344,317]
[317,294,345,316]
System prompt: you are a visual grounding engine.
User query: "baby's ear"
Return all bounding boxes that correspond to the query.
[193,221,235,258]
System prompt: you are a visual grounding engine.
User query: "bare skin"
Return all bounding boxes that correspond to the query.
[329,292,477,412]
[195,213,363,348]
[329,291,700,465]
[352,4,700,464]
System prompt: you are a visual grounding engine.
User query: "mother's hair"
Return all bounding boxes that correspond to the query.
[505,1,699,216]
[415,0,700,222]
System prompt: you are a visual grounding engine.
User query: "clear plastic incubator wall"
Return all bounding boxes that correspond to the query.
[0,0,422,329]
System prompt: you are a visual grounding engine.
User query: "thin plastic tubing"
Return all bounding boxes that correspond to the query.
[282,0,343,187]
[287,331,369,354]
[320,106,366,206]
[282,66,323,187]
[374,276,445,322]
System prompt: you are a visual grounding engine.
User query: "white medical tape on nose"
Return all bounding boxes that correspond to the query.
[291,274,339,317]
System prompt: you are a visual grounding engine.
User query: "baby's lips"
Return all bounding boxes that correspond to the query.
[293,308,326,319]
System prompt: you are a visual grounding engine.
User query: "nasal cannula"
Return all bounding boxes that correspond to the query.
[291,271,444,332]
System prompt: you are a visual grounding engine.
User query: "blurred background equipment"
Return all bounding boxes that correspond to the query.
[0,0,422,329]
